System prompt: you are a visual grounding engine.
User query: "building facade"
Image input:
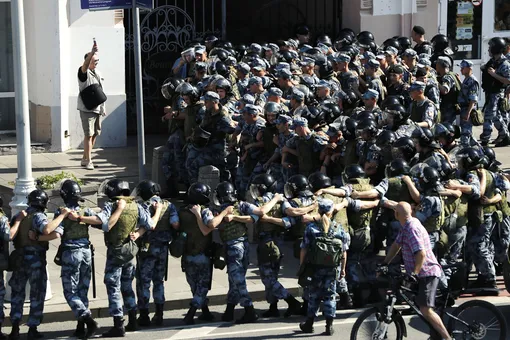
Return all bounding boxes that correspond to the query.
[0,0,504,151]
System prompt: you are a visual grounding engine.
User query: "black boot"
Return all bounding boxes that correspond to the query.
[27,327,43,340]
[299,317,314,333]
[124,310,138,332]
[83,315,98,339]
[183,306,198,325]
[323,317,334,336]
[73,321,85,339]
[137,309,151,327]
[236,305,259,324]
[151,304,164,326]
[337,292,353,309]
[198,305,215,321]
[261,303,279,318]
[102,316,125,338]
[221,303,235,322]
[299,299,308,316]
[283,295,302,317]
[8,322,19,340]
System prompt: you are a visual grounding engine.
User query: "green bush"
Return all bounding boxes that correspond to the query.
[36,171,83,190]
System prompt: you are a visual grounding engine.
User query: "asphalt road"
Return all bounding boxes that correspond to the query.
[7,298,510,339]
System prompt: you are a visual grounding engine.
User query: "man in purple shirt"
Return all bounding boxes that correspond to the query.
[383,202,451,340]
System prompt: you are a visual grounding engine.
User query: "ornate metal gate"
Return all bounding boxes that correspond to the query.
[124,0,223,134]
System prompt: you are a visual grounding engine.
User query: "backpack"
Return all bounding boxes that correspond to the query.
[308,223,343,268]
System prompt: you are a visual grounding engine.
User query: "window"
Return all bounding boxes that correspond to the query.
[495,0,510,31]
[447,0,483,60]
[0,2,15,131]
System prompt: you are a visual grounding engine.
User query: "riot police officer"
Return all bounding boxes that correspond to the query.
[249,174,302,317]
[436,57,461,124]
[57,180,99,338]
[179,183,215,324]
[457,60,480,146]
[409,81,438,129]
[132,180,179,327]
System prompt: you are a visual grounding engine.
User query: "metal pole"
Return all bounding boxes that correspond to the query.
[10,0,35,214]
[133,2,146,181]
[222,0,227,40]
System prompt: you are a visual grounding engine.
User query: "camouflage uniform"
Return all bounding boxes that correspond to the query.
[277,131,298,184]
[458,74,480,146]
[136,200,179,310]
[97,201,154,317]
[202,201,259,307]
[235,117,265,196]
[9,208,57,327]
[0,211,9,326]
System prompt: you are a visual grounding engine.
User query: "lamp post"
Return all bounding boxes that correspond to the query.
[7,0,52,301]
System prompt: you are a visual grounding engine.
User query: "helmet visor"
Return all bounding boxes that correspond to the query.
[284,183,295,199]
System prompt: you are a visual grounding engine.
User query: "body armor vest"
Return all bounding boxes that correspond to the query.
[200,106,228,143]
[14,213,49,250]
[347,179,373,231]
[62,208,89,241]
[154,200,172,232]
[262,125,278,160]
[184,102,202,139]
[386,177,413,203]
[219,203,247,242]
[258,200,282,234]
[482,59,505,93]
[440,72,461,108]
[422,194,444,233]
[321,191,349,233]
[341,139,359,168]
[178,206,211,256]
[410,99,432,123]
[499,191,510,217]
[297,136,321,177]
[105,197,139,246]
[482,169,498,215]
[291,197,318,238]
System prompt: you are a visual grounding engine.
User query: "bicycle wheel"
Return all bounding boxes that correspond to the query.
[350,307,404,340]
[503,249,510,294]
[447,299,507,340]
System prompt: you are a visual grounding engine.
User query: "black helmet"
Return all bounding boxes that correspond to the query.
[235,44,248,59]
[434,123,459,144]
[102,179,130,199]
[412,127,440,149]
[382,38,400,51]
[357,31,375,43]
[284,175,312,199]
[385,159,410,177]
[161,77,185,100]
[279,50,296,64]
[482,146,502,170]
[489,37,506,56]
[316,34,332,47]
[214,61,229,78]
[424,157,454,180]
[134,180,161,201]
[176,82,199,98]
[342,118,358,141]
[381,95,403,110]
[343,164,366,184]
[187,182,211,205]
[334,31,355,49]
[264,102,282,116]
[376,130,396,147]
[60,180,83,203]
[214,77,232,93]
[303,106,325,127]
[249,173,277,198]
[356,111,376,122]
[28,189,49,209]
[357,118,378,136]
[387,104,409,127]
[318,61,335,79]
[393,136,417,161]
[419,166,441,191]
[308,172,332,192]
[213,48,229,62]
[431,34,449,53]
[320,102,341,124]
[456,147,483,171]
[397,36,412,51]
[214,181,237,204]
[342,89,361,112]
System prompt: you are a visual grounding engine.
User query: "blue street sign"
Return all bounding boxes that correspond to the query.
[81,0,153,10]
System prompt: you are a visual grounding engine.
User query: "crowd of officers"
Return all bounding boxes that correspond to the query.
[0,26,510,339]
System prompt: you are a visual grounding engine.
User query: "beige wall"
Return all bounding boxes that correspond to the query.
[342,0,439,43]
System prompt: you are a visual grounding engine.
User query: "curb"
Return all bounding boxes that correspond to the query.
[3,287,302,325]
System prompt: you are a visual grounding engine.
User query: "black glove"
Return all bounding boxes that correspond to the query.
[406,272,418,283]
[376,263,389,275]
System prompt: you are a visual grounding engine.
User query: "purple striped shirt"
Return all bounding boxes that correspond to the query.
[395,217,442,278]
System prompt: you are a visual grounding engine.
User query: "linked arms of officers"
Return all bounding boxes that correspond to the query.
[190,205,214,236]
[284,201,319,217]
[475,169,502,205]
[487,67,510,86]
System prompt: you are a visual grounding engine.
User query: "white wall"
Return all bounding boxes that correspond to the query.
[23,0,126,151]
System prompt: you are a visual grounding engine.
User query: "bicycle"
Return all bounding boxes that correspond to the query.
[350,263,507,340]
